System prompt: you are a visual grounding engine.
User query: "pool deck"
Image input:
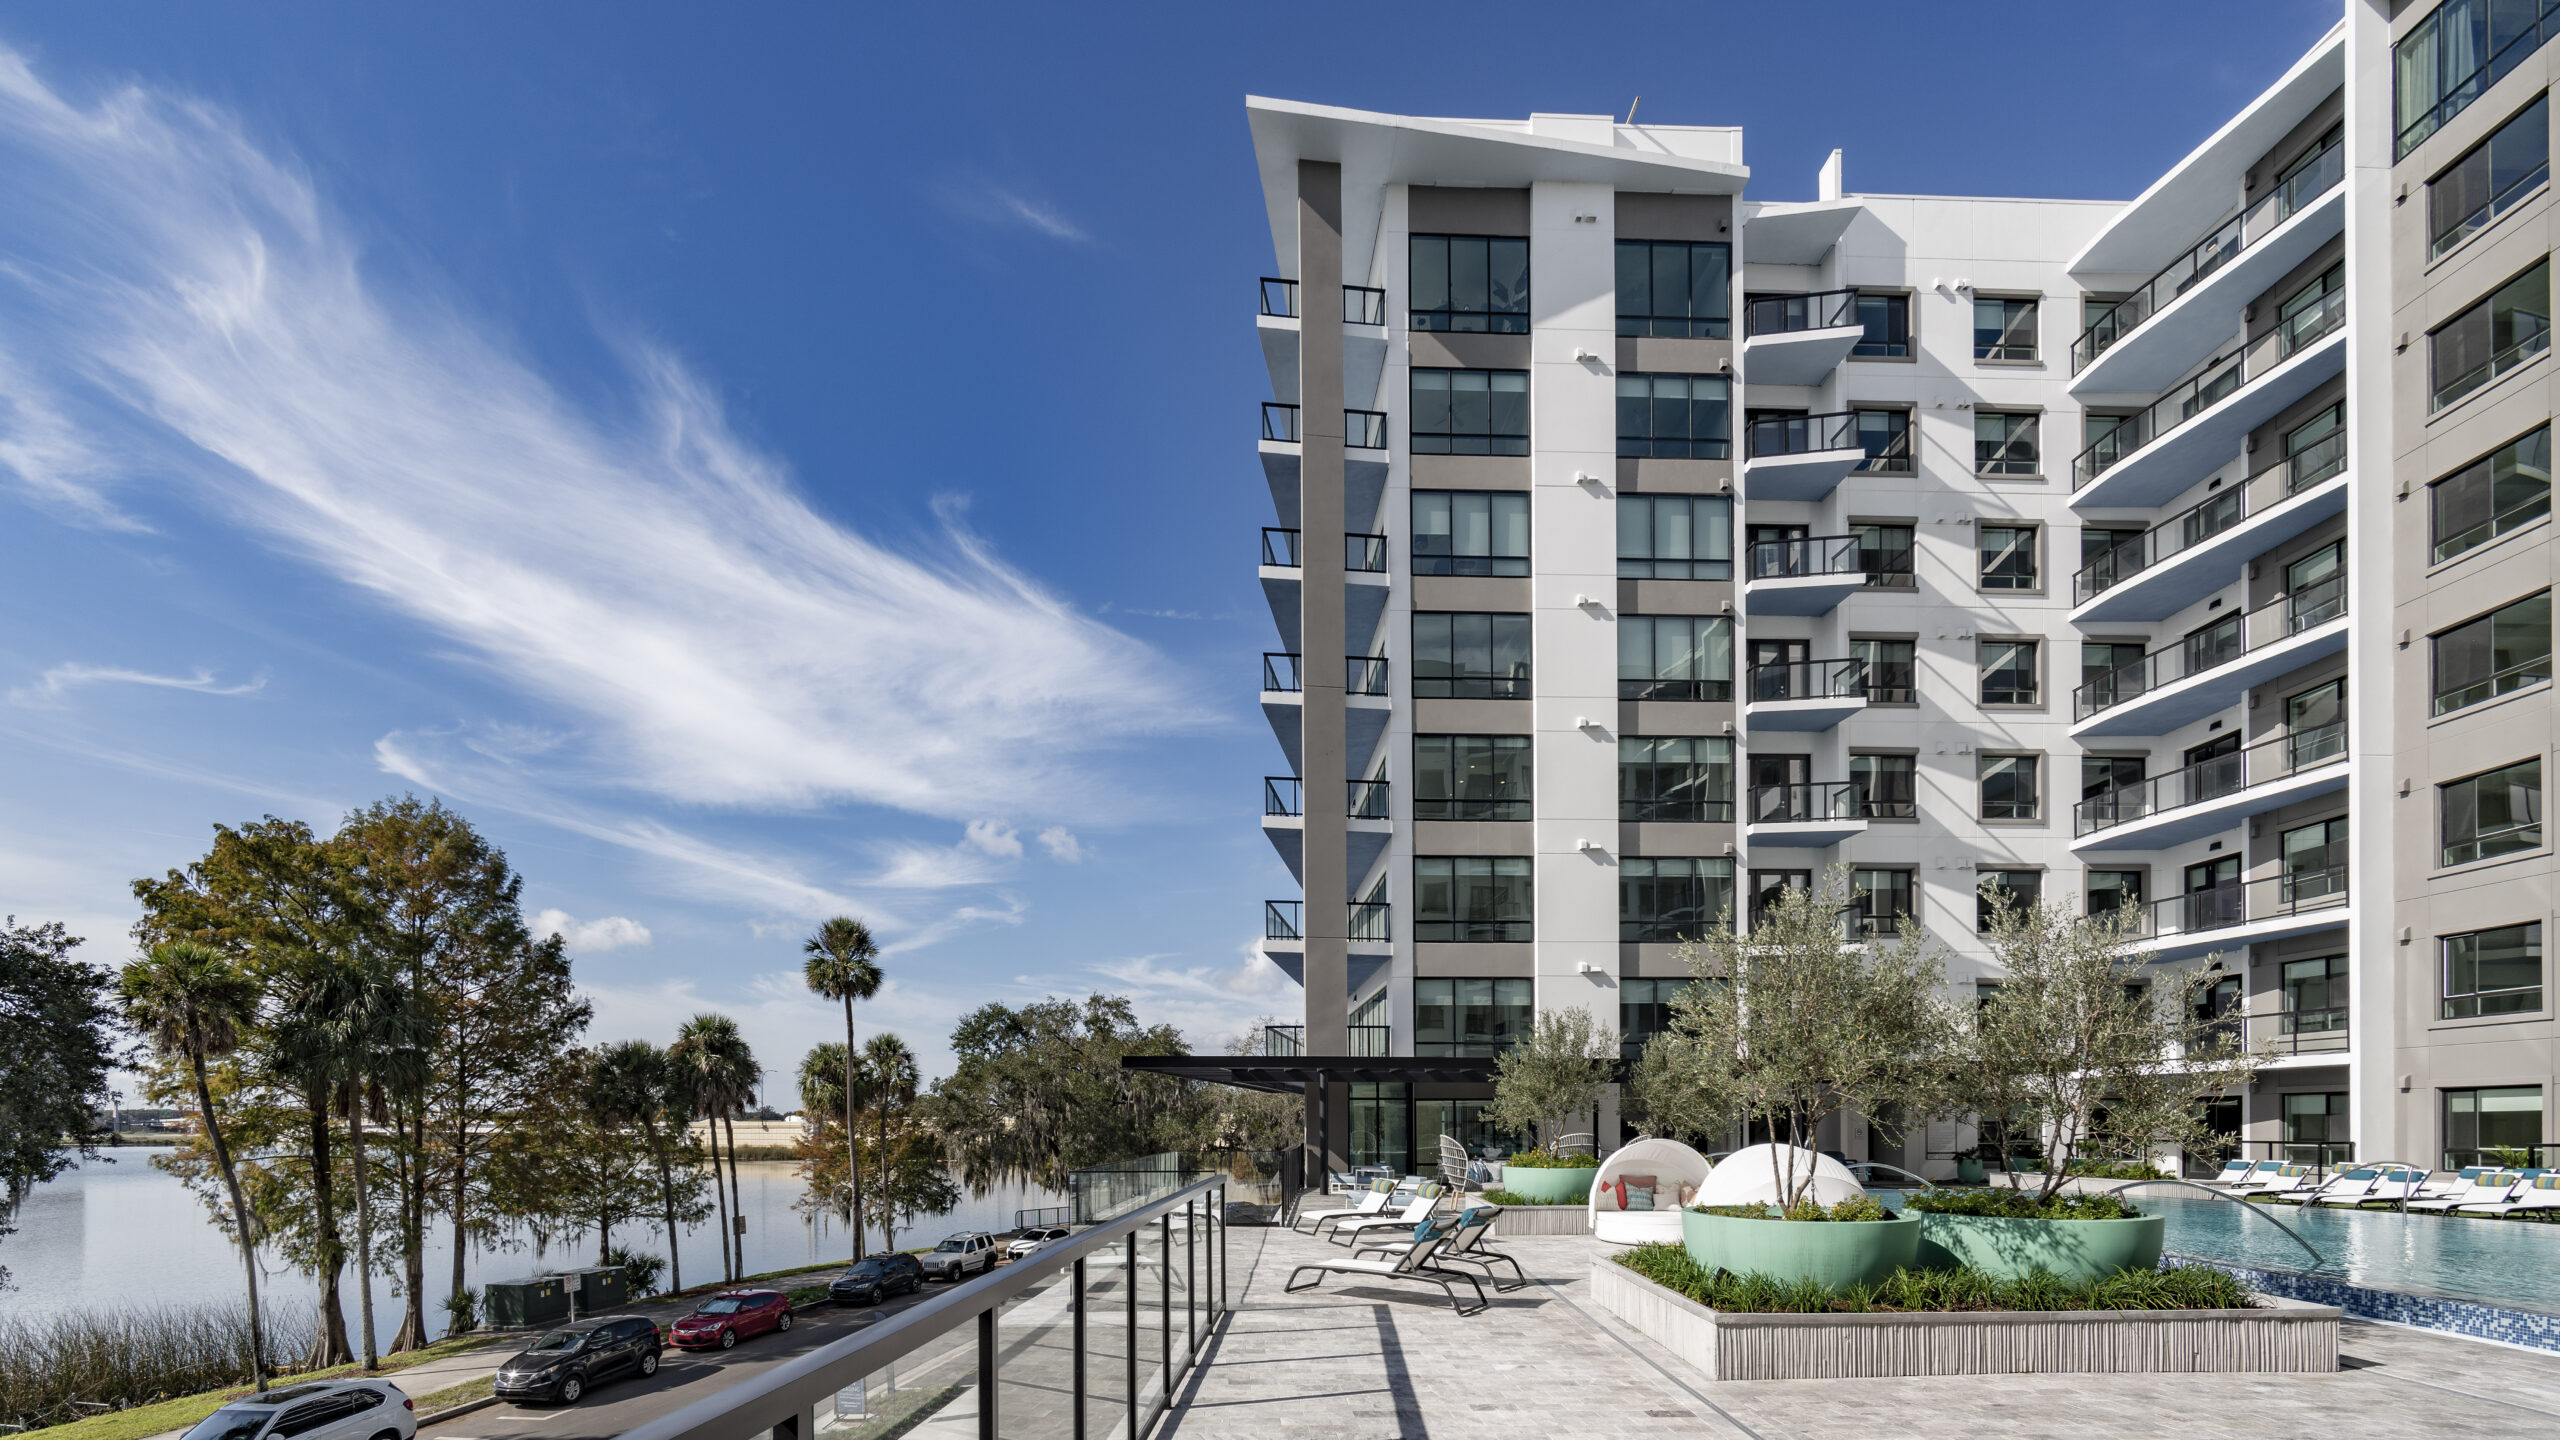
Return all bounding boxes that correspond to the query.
[1158,1225,2560,1440]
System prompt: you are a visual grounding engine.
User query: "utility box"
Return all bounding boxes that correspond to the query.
[485,1275,568,1330]
[564,1267,630,1313]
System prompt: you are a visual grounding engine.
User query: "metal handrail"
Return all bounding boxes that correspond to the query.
[1344,285,1387,326]
[2072,573,2346,721]
[1260,529,1388,571]
[1745,533,1863,581]
[1262,402,1299,442]
[1747,657,1866,702]
[1748,781,1860,823]
[2073,288,2345,488]
[2100,1178,2324,1269]
[1264,900,1302,940]
[1260,277,1297,317]
[1347,779,1390,819]
[1263,777,1302,817]
[2074,431,2347,603]
[1346,409,1388,449]
[1745,409,1859,459]
[2074,722,2346,836]
[1744,286,1858,336]
[2122,864,2347,944]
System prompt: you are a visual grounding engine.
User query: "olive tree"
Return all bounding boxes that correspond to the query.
[1487,1007,1617,1156]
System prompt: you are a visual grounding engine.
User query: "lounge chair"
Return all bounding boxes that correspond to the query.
[2226,1161,2286,1191]
[2411,1170,2523,1213]
[1287,1218,1486,1313]
[2412,1166,2493,1200]
[1354,1204,1526,1291]
[2302,1166,2422,1206]
[2208,1158,2256,1187]
[2462,1173,2560,1216]
[1292,1177,1394,1233]
[1588,1137,1712,1245]
[1327,1183,1448,1245]
[2243,1163,2317,1197]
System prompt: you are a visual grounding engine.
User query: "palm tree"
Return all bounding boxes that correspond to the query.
[592,1039,685,1293]
[671,1014,756,1281]
[795,1042,861,1238]
[119,940,271,1392]
[286,956,429,1371]
[668,1017,734,1281]
[801,918,882,1260]
[860,1033,920,1251]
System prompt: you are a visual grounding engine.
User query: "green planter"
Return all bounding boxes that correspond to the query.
[1679,1209,1921,1289]
[1498,1165,1598,1204]
[1956,1156,1986,1184]
[1915,1213,2164,1284]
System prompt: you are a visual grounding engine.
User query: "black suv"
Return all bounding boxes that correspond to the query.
[828,1251,925,1305]
[493,1316,663,1405]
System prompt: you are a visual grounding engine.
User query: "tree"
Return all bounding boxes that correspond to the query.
[0,919,118,1260]
[669,1014,756,1280]
[590,1039,708,1293]
[284,956,429,1371]
[117,940,271,1391]
[1621,1032,1719,1149]
[488,1050,661,1265]
[1487,1008,1617,1155]
[1969,894,2271,1203]
[795,1042,858,1234]
[801,918,883,1260]
[1663,868,1964,1209]
[922,996,1197,1195]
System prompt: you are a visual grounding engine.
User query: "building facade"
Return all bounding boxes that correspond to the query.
[1246,0,2555,1182]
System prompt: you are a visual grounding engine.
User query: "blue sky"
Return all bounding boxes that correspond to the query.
[0,0,2342,1098]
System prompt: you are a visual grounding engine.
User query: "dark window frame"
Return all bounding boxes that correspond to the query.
[1412,490,1531,576]
[1617,372,1732,459]
[2431,590,2553,715]
[2440,756,2545,867]
[1410,368,1531,455]
[2442,921,2545,1019]
[2431,425,2553,562]
[1616,239,1732,339]
[1409,233,1530,333]
[1413,856,1534,943]
[1412,611,1533,699]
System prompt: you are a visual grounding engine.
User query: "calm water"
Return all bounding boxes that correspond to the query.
[0,1148,1063,1338]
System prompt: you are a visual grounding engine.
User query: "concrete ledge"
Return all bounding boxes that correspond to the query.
[1485,1204,1588,1236]
[1589,1259,2338,1379]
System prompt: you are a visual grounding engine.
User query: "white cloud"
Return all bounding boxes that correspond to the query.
[865,841,1001,891]
[530,908,653,953]
[10,663,264,707]
[962,820,1021,858]
[0,48,1205,828]
[941,180,1090,243]
[1037,825,1085,863]
[1090,946,1294,1052]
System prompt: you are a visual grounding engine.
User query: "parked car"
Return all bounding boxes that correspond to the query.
[1006,1226,1073,1259]
[180,1379,416,1440]
[829,1251,926,1304]
[492,1315,663,1404]
[669,1290,794,1350]
[919,1232,997,1281]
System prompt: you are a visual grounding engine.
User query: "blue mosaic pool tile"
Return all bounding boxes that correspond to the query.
[2168,1251,2560,1352]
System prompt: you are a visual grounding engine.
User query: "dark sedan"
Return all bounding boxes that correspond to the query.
[669,1290,793,1350]
[493,1316,662,1405]
[828,1252,925,1305]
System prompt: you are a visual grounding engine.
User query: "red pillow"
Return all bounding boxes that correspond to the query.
[1615,1174,1658,1208]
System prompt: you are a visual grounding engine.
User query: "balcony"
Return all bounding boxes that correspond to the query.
[1259,653,1392,777]
[1742,410,1867,502]
[2071,574,2346,738]
[2123,864,2347,963]
[1745,781,1868,849]
[1258,527,1391,653]
[1260,403,1390,536]
[1741,287,1862,386]
[2073,723,2348,851]
[1257,901,1392,982]
[1256,277,1390,410]
[1743,658,1867,731]
[1260,777,1392,890]
[2070,133,2343,394]
[1743,533,1871,615]
[2070,431,2348,623]
[2249,1006,2349,1060]
[2070,289,2346,510]
[1259,1022,1389,1059]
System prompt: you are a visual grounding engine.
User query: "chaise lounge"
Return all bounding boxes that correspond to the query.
[1287,1217,1487,1313]
[1586,1137,1711,1245]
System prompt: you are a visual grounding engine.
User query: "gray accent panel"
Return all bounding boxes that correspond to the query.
[1621,701,1737,736]
[1411,454,1533,489]
[1619,942,1711,976]
[1621,579,1736,615]
[1415,943,1536,977]
[1617,336,1733,374]
[1414,820,1534,854]
[1414,576,1534,611]
[1414,697,1534,732]
[1411,331,1534,370]
[1615,192,1731,243]
[1619,822,1738,857]
[1617,457,1735,491]
[1409,185,1531,235]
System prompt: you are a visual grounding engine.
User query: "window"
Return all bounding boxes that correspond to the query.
[1621,978,1694,1056]
[2087,869,2144,917]
[1853,638,1916,703]
[2431,259,2551,410]
[2287,679,2348,768]
[1411,369,1530,455]
[1748,869,1809,926]
[2280,817,2347,904]
[1410,234,1528,333]
[1975,412,2039,475]
[1616,240,1730,338]
[2284,540,2346,633]
[2433,592,2552,714]
[2432,427,2552,561]
[1347,1081,1409,1172]
[1979,754,2040,821]
[1854,409,1913,472]
[1414,735,1533,820]
[1413,612,1531,699]
[1412,491,1529,576]
[1976,870,2041,930]
[2444,1085,2543,1169]
[1617,373,1731,458]
[2442,757,2544,865]
[1619,615,1732,700]
[1978,639,2039,706]
[1848,868,1913,937]
[1854,524,1915,587]
[2395,0,2560,156]
[1413,857,1532,942]
[2081,525,2141,572]
[2434,96,2551,256]
[1617,494,1732,579]
[1849,753,1915,818]
[2282,1092,2349,1163]
[2274,264,2343,358]
[2273,954,2348,1040]
[2283,403,2346,492]
[2083,754,2145,801]
[1978,524,2038,591]
[2444,921,2544,1018]
[1619,736,1733,822]
[1621,856,1734,942]
[1974,297,2038,361]
[1414,977,1532,1055]
[2080,641,2144,709]
[1852,292,1910,357]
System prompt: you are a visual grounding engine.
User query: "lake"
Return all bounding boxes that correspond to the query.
[0,1147,1065,1340]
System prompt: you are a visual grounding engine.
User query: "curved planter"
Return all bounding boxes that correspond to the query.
[1679,1209,1921,1289]
[1499,1166,1598,1204]
[1914,1213,2164,1284]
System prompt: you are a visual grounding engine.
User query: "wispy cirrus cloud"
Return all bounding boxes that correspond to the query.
[9,662,265,707]
[939,177,1090,243]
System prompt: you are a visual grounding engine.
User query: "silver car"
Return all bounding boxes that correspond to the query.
[180,1380,416,1440]
[920,1231,997,1280]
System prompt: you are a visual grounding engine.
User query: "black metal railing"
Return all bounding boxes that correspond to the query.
[614,1174,1228,1440]
[1262,653,1300,692]
[1744,287,1858,336]
[2243,1139,2354,1174]
[1263,404,1388,449]
[2444,1143,2560,1170]
[1261,653,1389,695]
[1259,277,1389,326]
[1746,409,1860,460]
[2073,288,2346,489]
[1263,777,1303,817]
[1265,900,1302,940]
[1748,781,1861,825]
[2072,133,2344,372]
[2123,865,2348,945]
[1417,1038,1521,1058]
[2251,1006,2349,1056]
[1260,277,1296,317]
[1349,901,1390,941]
[1746,533,1863,582]
[2073,430,2347,603]
[1346,1024,1390,1057]
[1857,422,1915,474]
[1348,779,1390,819]
[1262,402,1298,442]
[2073,573,2347,721]
[2075,722,2346,836]
[1262,1023,1303,1056]
[1261,527,1299,567]
[1748,658,1867,704]
[1260,528,1388,571]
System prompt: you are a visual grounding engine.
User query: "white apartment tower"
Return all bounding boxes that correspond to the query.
[1224,2,2557,1185]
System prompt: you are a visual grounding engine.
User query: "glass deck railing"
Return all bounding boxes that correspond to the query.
[2075,722,2346,837]
[2119,864,2348,945]
[1744,287,1857,336]
[1747,781,1861,824]
[2073,429,2347,603]
[2073,288,2346,489]
[2074,573,2347,721]
[1746,409,1860,459]
[1259,277,1389,325]
[1747,658,1867,703]
[1260,528,1388,571]
[1261,404,1389,449]
[1261,653,1389,695]
[1746,533,1864,582]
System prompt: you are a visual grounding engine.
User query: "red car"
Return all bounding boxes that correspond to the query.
[668,1290,793,1351]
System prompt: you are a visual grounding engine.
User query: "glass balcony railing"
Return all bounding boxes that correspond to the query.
[1263,776,1302,816]
[2072,134,2343,373]
[1746,409,1860,460]
[1261,1022,1303,1055]
[2073,573,2346,721]
[1744,287,1857,336]
[2073,288,2346,490]
[1259,277,1389,325]
[2074,430,2346,604]
[1262,900,1392,943]
[1263,404,1388,449]
[1264,900,1302,939]
[1748,781,1860,824]
[1260,528,1388,571]
[2075,722,2346,837]
[1349,901,1391,941]
[2252,1005,2349,1056]
[2119,864,2348,945]
[1348,779,1390,819]
[1748,658,1867,703]
[1746,533,1864,582]
[1346,1024,1390,1057]
[1261,653,1390,695]
[1263,402,1298,442]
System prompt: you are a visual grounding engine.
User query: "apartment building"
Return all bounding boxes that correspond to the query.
[1187,0,2556,1184]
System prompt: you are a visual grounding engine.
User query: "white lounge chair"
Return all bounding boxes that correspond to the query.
[2413,1165,2493,1200]
[1293,1178,1395,1233]
[1354,1204,1526,1291]
[1327,1183,1448,1245]
[2226,1161,2286,1191]
[2461,1173,2560,1216]
[2411,1170,2523,1213]
[2243,1163,2317,1197]
[2302,1166,2423,1206]
[2208,1158,2256,1187]
[1588,1137,1712,1246]
[1286,1219,1486,1313]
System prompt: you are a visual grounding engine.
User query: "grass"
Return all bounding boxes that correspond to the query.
[784,1286,830,1307]
[19,1332,502,1440]
[409,1376,495,1414]
[1614,1242,2256,1314]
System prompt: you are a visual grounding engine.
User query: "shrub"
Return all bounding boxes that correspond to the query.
[1904,1189,2142,1220]
[1477,1189,1546,1206]
[1694,1195,1897,1222]
[1503,1151,1598,1169]
[0,1301,318,1432]
[439,1287,481,1337]
[597,1244,667,1298]
[1613,1243,2252,1313]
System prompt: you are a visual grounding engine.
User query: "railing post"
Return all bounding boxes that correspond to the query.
[771,1411,799,1440]
[1186,1197,1198,1358]
[1159,1214,1172,1388]
[1125,1229,1138,1440]
[977,1306,997,1440]
[1073,1256,1088,1440]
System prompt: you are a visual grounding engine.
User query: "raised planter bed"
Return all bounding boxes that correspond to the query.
[1680,1209,1919,1289]
[1479,1202,1586,1236]
[1497,1166,1598,1204]
[1915,1212,2164,1284]
[1588,1259,2338,1380]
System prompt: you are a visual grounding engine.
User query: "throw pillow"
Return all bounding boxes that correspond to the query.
[1614,1173,1658,1209]
[1622,1183,1657,1212]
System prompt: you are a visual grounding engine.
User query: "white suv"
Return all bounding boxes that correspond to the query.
[921,1231,997,1280]
[1007,1225,1073,1259]
[180,1380,415,1440]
